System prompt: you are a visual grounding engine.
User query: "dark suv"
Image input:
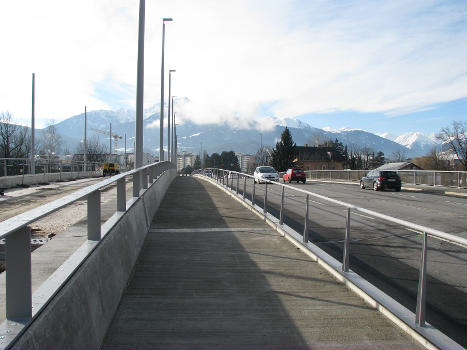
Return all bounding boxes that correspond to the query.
[360,170,401,191]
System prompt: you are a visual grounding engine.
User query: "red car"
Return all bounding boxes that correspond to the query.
[283,168,306,183]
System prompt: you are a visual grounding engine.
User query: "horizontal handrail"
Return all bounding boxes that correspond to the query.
[0,161,172,239]
[206,168,467,248]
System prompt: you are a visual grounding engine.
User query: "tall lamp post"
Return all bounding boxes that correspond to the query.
[135,0,146,169]
[159,17,173,162]
[31,73,35,175]
[167,69,176,162]
[171,96,177,163]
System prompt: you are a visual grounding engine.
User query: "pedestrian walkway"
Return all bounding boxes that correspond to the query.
[102,176,423,349]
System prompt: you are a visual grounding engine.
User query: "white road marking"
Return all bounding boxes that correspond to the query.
[353,212,376,220]
[149,227,270,233]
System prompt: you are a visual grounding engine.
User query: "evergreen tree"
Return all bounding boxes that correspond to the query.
[271,127,296,171]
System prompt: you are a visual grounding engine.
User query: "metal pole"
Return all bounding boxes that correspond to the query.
[342,208,351,272]
[413,170,416,185]
[263,182,268,216]
[415,232,428,326]
[117,178,126,212]
[279,186,285,225]
[433,171,435,186]
[167,70,175,161]
[236,173,239,194]
[31,73,35,175]
[159,18,172,161]
[135,0,145,168]
[243,176,246,199]
[109,123,112,159]
[84,106,87,172]
[171,98,176,163]
[124,133,127,170]
[303,194,310,242]
[252,178,256,206]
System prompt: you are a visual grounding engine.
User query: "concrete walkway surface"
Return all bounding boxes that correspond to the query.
[102,176,423,349]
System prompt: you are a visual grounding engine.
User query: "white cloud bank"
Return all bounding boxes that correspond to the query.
[0,0,465,128]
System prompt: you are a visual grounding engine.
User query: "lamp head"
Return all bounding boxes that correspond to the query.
[163,18,173,22]
[169,69,176,73]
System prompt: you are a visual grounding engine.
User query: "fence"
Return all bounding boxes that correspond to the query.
[301,169,467,188]
[0,158,108,177]
[201,168,467,349]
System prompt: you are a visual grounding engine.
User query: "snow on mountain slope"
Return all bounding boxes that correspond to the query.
[394,132,439,156]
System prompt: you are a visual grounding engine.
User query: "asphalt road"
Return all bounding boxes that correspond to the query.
[223,176,467,347]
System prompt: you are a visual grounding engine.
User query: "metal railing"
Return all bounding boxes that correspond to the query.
[0,161,174,321]
[203,168,467,330]
[300,169,467,188]
[0,158,107,177]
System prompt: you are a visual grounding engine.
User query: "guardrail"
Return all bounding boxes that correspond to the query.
[0,161,173,322]
[201,168,467,342]
[0,157,106,177]
[299,169,467,188]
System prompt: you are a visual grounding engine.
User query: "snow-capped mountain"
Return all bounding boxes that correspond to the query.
[394,132,440,156]
[376,132,397,141]
[46,108,419,158]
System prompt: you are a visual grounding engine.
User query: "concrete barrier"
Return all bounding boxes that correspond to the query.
[0,171,101,189]
[7,169,176,350]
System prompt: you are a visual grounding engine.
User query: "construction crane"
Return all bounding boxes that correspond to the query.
[91,124,122,155]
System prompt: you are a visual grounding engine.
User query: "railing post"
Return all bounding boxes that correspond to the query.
[413,170,416,185]
[117,177,126,212]
[279,186,285,225]
[303,194,310,243]
[263,182,268,217]
[87,190,101,241]
[133,170,140,197]
[5,227,32,320]
[252,177,256,207]
[457,171,460,188]
[342,208,351,272]
[415,232,428,326]
[243,176,246,199]
[433,171,435,186]
[236,173,239,194]
[148,166,154,183]
[142,168,148,189]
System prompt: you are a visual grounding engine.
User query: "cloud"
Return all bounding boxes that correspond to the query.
[0,0,465,129]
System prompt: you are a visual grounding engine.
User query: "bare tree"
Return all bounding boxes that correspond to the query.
[390,149,408,162]
[75,136,107,163]
[255,146,272,166]
[436,121,467,170]
[39,124,62,156]
[0,111,30,158]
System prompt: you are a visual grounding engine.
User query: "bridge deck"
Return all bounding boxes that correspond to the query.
[102,176,422,349]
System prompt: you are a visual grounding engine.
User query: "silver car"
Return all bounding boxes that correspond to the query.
[254,166,279,183]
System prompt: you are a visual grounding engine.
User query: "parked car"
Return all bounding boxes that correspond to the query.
[283,168,306,183]
[254,166,279,183]
[360,170,401,191]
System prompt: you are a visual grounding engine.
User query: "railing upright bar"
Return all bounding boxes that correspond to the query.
[303,194,310,242]
[415,232,428,326]
[252,177,256,207]
[117,177,126,212]
[243,175,246,199]
[279,186,285,225]
[5,227,32,320]
[87,190,101,241]
[133,170,140,198]
[263,182,268,216]
[142,169,148,189]
[342,208,351,272]
[236,173,239,194]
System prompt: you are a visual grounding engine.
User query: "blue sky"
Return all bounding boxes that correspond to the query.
[0,0,465,137]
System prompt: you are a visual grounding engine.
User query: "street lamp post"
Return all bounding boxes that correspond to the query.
[135,0,145,169]
[171,96,177,163]
[159,18,173,162]
[168,69,176,162]
[31,73,35,175]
